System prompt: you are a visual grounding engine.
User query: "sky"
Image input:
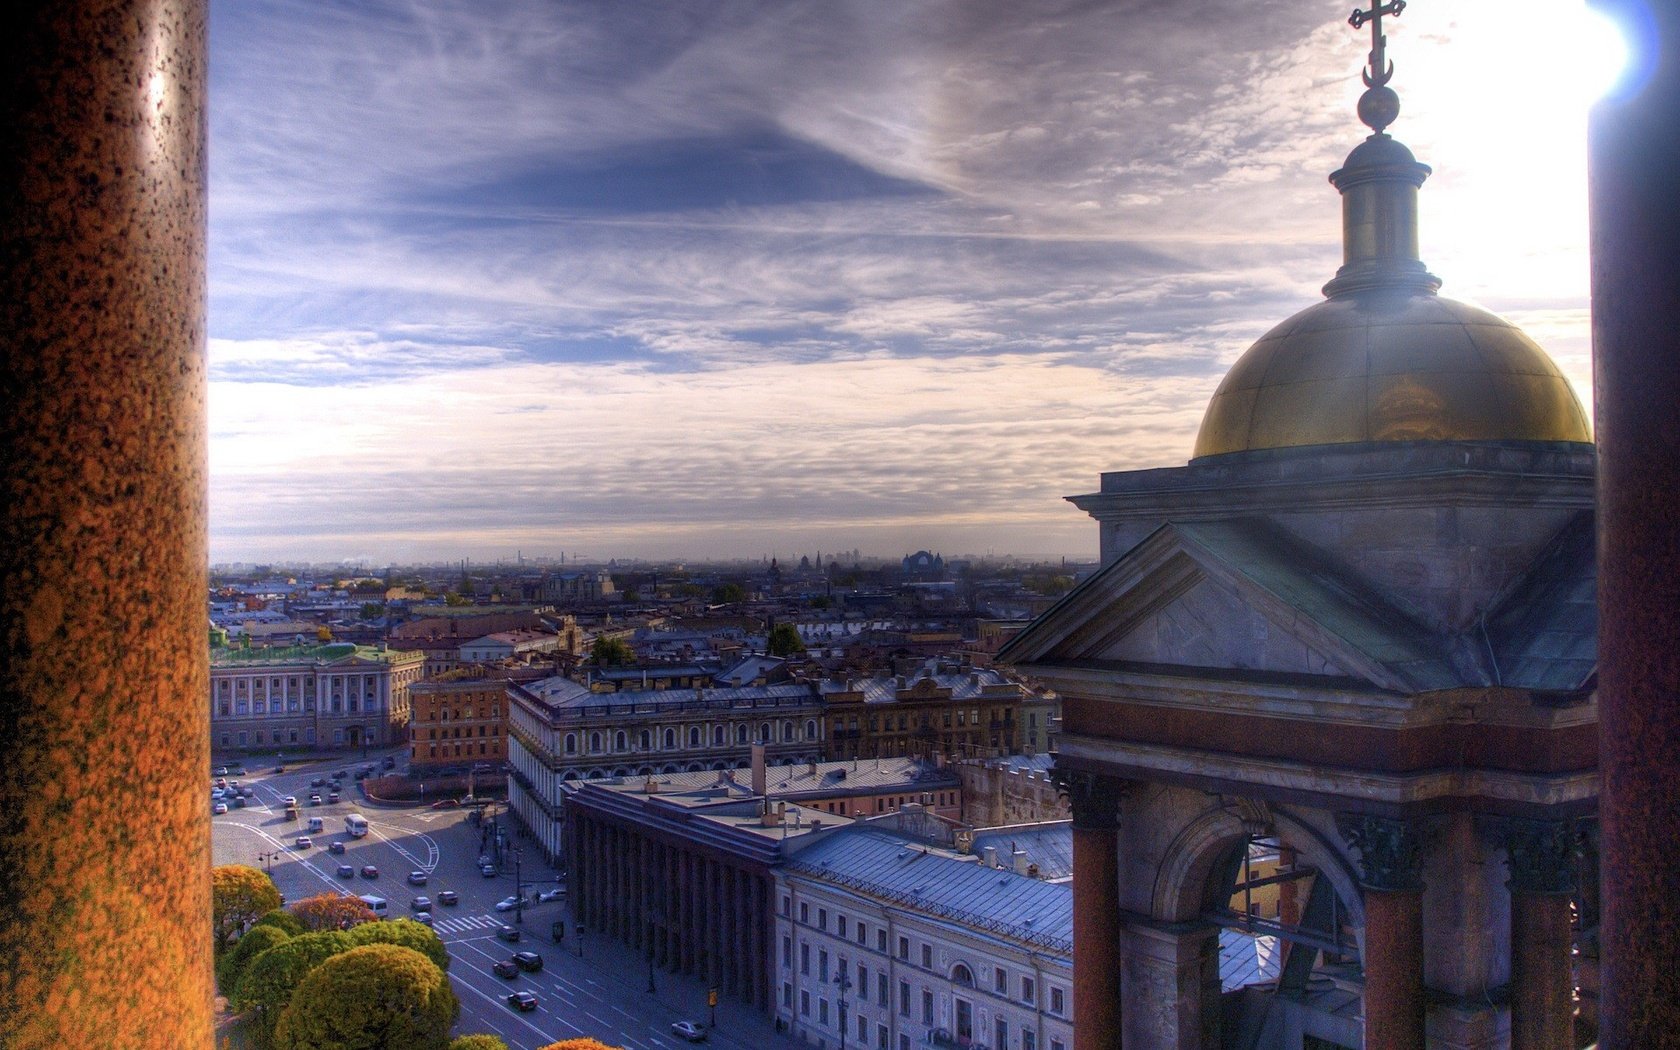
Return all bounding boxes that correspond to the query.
[207,0,1619,567]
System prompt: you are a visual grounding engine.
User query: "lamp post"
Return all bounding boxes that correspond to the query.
[513,846,525,926]
[360,724,369,760]
[835,969,853,1050]
[258,850,281,873]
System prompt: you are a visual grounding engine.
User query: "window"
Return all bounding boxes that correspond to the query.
[879,1024,889,1050]
[801,942,810,975]
[1052,1040,1065,1050]
[782,935,791,968]
[819,908,828,931]
[820,950,828,982]
[858,1014,868,1040]
[784,982,793,1008]
[819,999,829,1025]
[856,920,867,944]
[922,990,934,1025]
[897,936,909,961]
[995,967,1008,993]
[898,980,909,1016]
[801,903,809,924]
[1021,976,1035,1004]
[1050,987,1065,1016]
[664,728,676,748]
[878,972,887,1004]
[878,929,887,953]
[639,730,650,749]
[1023,1030,1037,1050]
[713,725,725,746]
[615,730,626,751]
[801,990,810,1017]
[590,731,602,752]
[689,727,701,747]
[922,944,932,969]
[838,915,847,937]
[783,895,791,916]
[996,1019,1008,1050]
[857,963,868,1001]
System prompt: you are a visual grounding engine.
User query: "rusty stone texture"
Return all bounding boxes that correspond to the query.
[0,2,210,1047]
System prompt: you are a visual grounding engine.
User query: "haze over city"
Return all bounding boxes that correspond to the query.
[208,0,1617,565]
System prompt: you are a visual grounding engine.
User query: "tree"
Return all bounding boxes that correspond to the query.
[536,1041,624,1050]
[272,944,459,1050]
[347,916,450,973]
[289,892,376,932]
[590,636,634,666]
[767,622,805,656]
[360,601,386,619]
[213,864,283,954]
[234,929,353,1029]
[217,923,290,996]
[711,583,746,604]
[450,1037,511,1050]
[253,908,307,937]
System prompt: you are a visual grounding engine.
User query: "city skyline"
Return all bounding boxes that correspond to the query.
[209,0,1617,565]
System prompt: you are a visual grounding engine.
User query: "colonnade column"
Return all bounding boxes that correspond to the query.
[1118,918,1221,1050]
[1497,819,1579,1050]
[1066,771,1124,1050]
[0,5,210,1048]
[1341,815,1427,1050]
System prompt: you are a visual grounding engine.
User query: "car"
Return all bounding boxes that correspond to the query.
[210,788,225,800]
[494,896,521,912]
[273,765,285,774]
[212,802,228,814]
[437,890,459,906]
[229,765,246,775]
[360,864,379,879]
[328,840,346,854]
[671,1021,707,1042]
[410,896,431,911]
[512,951,543,972]
[536,887,565,903]
[492,959,519,979]
[332,769,347,779]
[382,757,395,769]
[229,780,240,790]
[414,911,434,926]
[337,864,355,878]
[213,766,228,777]
[480,864,498,878]
[327,790,341,803]
[239,786,254,797]
[294,835,312,849]
[407,871,428,886]
[308,794,322,806]
[310,776,326,787]
[496,924,520,943]
[232,796,246,808]
[282,796,297,807]
[215,777,227,788]
[506,991,537,1011]
[429,798,459,810]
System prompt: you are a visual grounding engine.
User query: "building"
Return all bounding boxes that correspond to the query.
[407,670,509,772]
[458,628,561,664]
[209,642,425,752]
[542,569,615,603]
[954,754,1070,828]
[819,665,1031,762]
[1002,18,1597,1050]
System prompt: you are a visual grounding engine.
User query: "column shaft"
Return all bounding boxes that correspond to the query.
[1510,891,1576,1050]
[1362,888,1426,1050]
[1072,826,1122,1050]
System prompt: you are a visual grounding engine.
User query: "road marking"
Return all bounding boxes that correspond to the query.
[368,821,440,872]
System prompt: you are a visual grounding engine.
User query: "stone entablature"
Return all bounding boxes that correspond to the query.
[209,643,424,750]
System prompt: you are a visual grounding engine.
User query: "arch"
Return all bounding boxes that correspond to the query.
[612,766,629,777]
[734,759,749,770]
[805,719,817,740]
[561,770,580,781]
[760,722,771,743]
[710,760,727,771]
[589,731,602,753]
[686,762,704,773]
[637,766,652,776]
[661,764,678,774]
[951,963,975,988]
[782,720,794,742]
[736,724,748,744]
[614,730,627,752]
[689,727,701,748]
[663,727,676,749]
[713,725,725,746]
[564,733,577,755]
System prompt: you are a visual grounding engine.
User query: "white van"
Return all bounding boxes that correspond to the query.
[357,894,388,918]
[307,816,324,833]
[344,813,370,838]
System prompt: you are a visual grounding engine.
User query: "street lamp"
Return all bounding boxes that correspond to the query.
[835,969,853,1049]
[360,724,369,760]
[258,850,281,873]
[513,847,524,926]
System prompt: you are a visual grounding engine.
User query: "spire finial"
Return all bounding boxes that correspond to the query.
[1348,0,1406,133]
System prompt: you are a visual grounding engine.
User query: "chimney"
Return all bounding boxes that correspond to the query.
[643,775,658,794]
[807,759,818,777]
[1012,849,1030,875]
[751,742,767,796]
[981,846,999,868]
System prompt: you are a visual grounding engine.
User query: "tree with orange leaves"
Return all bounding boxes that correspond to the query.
[535,1040,624,1050]
[213,864,283,953]
[288,891,376,931]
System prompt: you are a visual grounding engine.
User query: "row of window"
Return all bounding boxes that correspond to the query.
[784,976,1067,1050]
[417,741,499,759]
[831,708,1013,733]
[215,673,381,695]
[563,719,818,756]
[215,696,380,717]
[416,724,500,741]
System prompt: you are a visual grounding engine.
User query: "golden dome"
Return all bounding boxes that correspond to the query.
[1192,292,1593,459]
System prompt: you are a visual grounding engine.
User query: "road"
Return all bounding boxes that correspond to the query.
[212,752,792,1050]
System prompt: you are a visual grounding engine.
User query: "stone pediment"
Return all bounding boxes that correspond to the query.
[1000,520,1460,694]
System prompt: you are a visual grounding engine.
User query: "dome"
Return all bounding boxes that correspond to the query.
[1192,291,1593,460]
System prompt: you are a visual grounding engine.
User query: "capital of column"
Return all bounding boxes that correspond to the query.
[1054,767,1127,831]
[1338,813,1427,892]
[1481,816,1581,895]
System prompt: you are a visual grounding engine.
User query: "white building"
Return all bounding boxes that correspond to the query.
[209,642,424,752]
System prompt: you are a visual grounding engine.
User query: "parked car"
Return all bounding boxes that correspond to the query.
[327,790,341,803]
[310,777,326,787]
[407,871,428,886]
[213,766,228,777]
[308,794,322,806]
[492,959,519,979]
[671,1020,707,1042]
[437,890,459,906]
[328,840,346,854]
[228,765,246,775]
[273,765,285,774]
[506,991,537,1012]
[536,887,565,903]
[494,896,521,912]
[336,864,355,879]
[429,798,459,810]
[332,769,347,779]
[211,801,228,814]
[480,864,498,878]
[360,864,379,879]
[411,896,431,911]
[231,796,246,808]
[282,796,297,807]
[382,757,395,769]
[294,836,311,849]
[496,924,520,943]
[512,951,543,973]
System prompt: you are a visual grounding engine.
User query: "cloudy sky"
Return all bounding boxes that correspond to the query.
[207,0,1615,566]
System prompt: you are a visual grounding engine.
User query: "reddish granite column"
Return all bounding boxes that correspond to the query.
[1340,816,1426,1050]
[1498,818,1579,1050]
[1067,772,1124,1050]
[0,4,208,1048]
[1590,1,1680,1044]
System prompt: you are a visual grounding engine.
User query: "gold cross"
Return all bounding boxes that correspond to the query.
[1349,0,1406,87]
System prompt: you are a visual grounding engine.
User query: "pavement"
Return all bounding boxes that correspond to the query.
[211,749,795,1050]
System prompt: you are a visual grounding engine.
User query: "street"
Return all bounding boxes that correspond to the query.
[212,752,793,1050]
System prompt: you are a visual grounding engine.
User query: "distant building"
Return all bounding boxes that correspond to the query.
[209,642,424,752]
[901,550,946,581]
[954,754,1070,828]
[819,664,1032,762]
[458,628,560,664]
[407,671,509,772]
[542,570,615,604]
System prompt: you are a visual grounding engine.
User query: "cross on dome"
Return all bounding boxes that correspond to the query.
[1348,0,1407,133]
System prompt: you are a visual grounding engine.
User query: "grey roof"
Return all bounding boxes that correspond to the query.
[1485,511,1597,692]
[1219,931,1282,991]
[970,822,1074,881]
[524,676,817,712]
[817,668,1023,704]
[787,827,1073,953]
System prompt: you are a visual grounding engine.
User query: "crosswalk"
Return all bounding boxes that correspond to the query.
[431,912,508,935]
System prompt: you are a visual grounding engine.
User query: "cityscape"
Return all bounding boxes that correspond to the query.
[7,2,1673,1050]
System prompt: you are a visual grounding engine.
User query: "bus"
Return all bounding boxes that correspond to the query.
[344,813,369,837]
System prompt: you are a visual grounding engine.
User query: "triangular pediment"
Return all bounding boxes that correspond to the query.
[1000,520,1458,693]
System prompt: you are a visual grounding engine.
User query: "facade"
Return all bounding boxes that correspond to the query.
[819,667,1030,763]
[1001,24,1597,1050]
[776,825,1075,1050]
[458,628,560,663]
[954,755,1070,828]
[542,569,615,603]
[407,672,509,771]
[209,642,425,751]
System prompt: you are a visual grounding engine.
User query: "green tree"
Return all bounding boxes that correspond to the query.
[711,583,746,604]
[590,636,634,666]
[216,923,290,996]
[347,916,450,973]
[213,864,283,954]
[234,929,353,1031]
[272,944,459,1050]
[767,623,805,656]
[444,590,471,606]
[809,595,831,610]
[360,601,386,619]
[451,1037,511,1050]
[254,908,307,937]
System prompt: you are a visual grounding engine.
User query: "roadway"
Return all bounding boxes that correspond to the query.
[211,751,792,1050]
